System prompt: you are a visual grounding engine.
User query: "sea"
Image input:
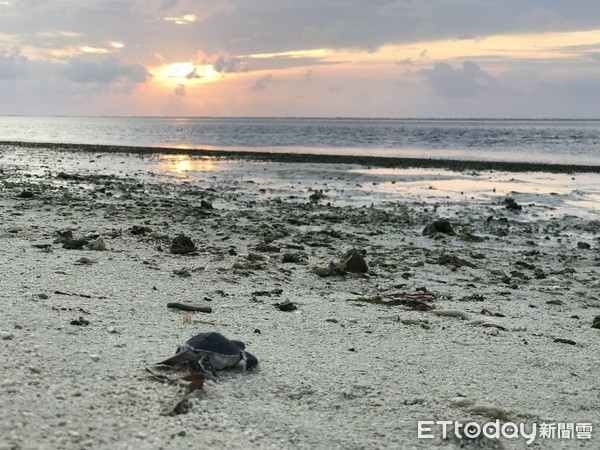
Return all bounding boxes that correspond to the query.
[1,116,600,166]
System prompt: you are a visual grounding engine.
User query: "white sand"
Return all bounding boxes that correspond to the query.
[1,148,599,449]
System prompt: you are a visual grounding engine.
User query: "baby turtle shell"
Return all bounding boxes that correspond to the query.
[158,332,258,376]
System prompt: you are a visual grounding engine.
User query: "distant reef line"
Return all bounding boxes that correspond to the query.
[2,140,600,174]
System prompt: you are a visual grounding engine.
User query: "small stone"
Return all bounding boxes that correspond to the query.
[17,190,35,199]
[130,225,152,235]
[173,268,191,277]
[90,354,100,362]
[451,396,475,407]
[422,219,456,236]
[76,256,97,265]
[504,197,522,211]
[200,200,213,209]
[592,315,600,329]
[1,332,14,340]
[313,267,333,277]
[170,234,196,254]
[70,316,90,326]
[87,236,106,251]
[275,301,297,312]
[577,241,591,250]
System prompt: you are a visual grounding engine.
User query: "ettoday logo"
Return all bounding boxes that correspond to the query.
[417,420,593,444]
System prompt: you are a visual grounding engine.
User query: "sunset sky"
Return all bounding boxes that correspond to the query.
[1,0,599,118]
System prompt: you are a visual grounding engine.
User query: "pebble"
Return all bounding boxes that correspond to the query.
[1,332,14,340]
[451,396,475,407]
[90,354,100,362]
[87,236,106,251]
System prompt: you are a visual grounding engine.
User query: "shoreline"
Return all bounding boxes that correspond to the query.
[3,140,600,174]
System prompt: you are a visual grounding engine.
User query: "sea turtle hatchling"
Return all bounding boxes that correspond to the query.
[158,332,258,376]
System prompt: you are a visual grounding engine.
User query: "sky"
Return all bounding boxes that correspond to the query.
[0,0,599,118]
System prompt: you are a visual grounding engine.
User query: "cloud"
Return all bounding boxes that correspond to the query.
[0,46,27,79]
[249,74,272,92]
[419,61,496,98]
[192,50,242,73]
[174,83,186,96]
[62,56,149,84]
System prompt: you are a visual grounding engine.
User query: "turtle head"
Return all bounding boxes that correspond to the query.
[240,351,258,372]
[231,340,246,351]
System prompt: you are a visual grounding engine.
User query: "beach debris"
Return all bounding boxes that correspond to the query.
[431,309,471,320]
[145,368,205,416]
[504,197,522,211]
[75,256,97,265]
[592,315,600,329]
[422,219,456,236]
[351,291,436,311]
[167,302,212,313]
[460,293,485,302]
[157,332,258,377]
[170,234,196,254]
[173,268,191,277]
[274,300,297,312]
[554,338,576,346]
[87,236,106,251]
[70,316,90,326]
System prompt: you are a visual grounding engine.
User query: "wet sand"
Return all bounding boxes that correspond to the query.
[1,144,599,449]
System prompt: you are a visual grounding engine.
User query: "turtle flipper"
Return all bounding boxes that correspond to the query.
[157,351,190,366]
[241,351,258,371]
[199,355,218,377]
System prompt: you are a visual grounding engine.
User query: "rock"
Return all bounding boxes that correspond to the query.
[275,301,297,312]
[451,396,475,407]
[422,219,455,236]
[87,236,106,251]
[200,200,213,209]
[70,316,90,326]
[504,197,522,211]
[17,190,34,199]
[63,238,89,250]
[130,225,152,235]
[170,234,196,254]
[75,256,97,265]
[339,248,368,273]
[313,267,333,277]
[577,241,591,250]
[173,268,191,277]
[282,252,305,263]
[592,315,600,329]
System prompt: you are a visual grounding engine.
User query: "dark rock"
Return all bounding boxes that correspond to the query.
[130,225,152,235]
[554,338,576,345]
[577,242,591,250]
[200,200,213,209]
[70,316,90,326]
[339,248,368,273]
[275,301,297,312]
[504,197,522,211]
[17,190,34,199]
[282,252,305,263]
[592,315,600,329]
[422,219,456,236]
[170,234,196,254]
[255,243,280,253]
[62,238,89,250]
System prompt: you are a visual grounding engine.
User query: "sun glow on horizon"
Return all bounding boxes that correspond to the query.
[150,62,224,85]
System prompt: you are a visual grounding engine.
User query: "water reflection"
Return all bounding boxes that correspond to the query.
[157,154,222,174]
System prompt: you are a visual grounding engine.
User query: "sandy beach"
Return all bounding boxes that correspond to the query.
[1,144,599,449]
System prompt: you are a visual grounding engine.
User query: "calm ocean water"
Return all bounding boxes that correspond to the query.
[1,116,599,165]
